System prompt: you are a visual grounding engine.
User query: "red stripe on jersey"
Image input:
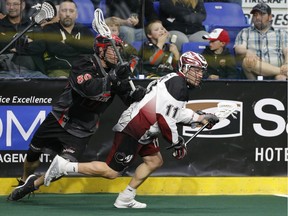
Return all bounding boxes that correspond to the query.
[150,49,164,65]
[58,114,64,125]
[103,93,111,97]
[156,113,172,143]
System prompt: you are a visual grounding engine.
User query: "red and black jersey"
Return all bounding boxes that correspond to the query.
[52,55,131,138]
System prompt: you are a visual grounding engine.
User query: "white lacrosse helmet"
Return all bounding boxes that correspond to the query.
[178,51,208,73]
[178,51,208,87]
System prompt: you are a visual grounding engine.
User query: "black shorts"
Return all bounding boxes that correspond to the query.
[106,132,160,172]
[30,113,91,161]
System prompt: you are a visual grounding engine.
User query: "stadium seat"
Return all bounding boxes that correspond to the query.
[203,2,249,29]
[153,1,160,16]
[226,43,235,56]
[181,42,209,54]
[203,3,249,43]
[131,41,142,51]
[74,0,94,28]
[99,0,106,16]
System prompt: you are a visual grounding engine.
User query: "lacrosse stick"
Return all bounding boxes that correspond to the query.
[0,1,56,55]
[167,102,238,150]
[214,101,238,120]
[92,8,136,91]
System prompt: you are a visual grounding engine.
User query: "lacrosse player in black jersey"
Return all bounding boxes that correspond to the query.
[7,34,146,201]
[44,51,219,208]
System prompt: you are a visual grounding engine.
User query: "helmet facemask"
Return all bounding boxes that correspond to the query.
[94,35,124,68]
[178,51,208,87]
[182,65,206,87]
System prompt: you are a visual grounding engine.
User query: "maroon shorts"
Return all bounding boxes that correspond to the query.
[106,132,160,172]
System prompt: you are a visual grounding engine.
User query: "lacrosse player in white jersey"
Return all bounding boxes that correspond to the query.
[44,51,219,208]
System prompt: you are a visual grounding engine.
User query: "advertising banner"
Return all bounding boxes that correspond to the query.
[0,79,287,177]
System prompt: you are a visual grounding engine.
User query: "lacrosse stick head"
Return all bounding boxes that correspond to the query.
[92,8,112,38]
[215,102,238,120]
[32,1,57,24]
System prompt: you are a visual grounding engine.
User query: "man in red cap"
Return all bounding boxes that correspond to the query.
[202,28,238,79]
[234,3,287,80]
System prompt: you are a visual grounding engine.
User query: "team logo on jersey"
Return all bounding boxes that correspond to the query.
[114,152,134,165]
[184,99,243,138]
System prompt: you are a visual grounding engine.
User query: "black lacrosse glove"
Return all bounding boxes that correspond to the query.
[172,136,187,160]
[108,62,131,83]
[204,113,219,129]
[196,110,219,129]
[130,85,146,102]
[111,78,131,93]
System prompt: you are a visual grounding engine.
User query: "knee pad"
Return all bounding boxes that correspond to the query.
[26,148,41,162]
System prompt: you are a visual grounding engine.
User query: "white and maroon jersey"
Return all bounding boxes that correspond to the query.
[113,72,200,145]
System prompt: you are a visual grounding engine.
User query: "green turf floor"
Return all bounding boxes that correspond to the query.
[1,194,287,216]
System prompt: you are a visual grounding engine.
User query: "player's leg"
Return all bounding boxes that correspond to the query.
[78,161,119,178]
[128,152,163,189]
[8,113,75,201]
[44,155,119,186]
[114,138,162,208]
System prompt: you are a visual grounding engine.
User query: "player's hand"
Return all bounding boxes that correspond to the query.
[196,110,219,129]
[130,85,146,102]
[109,62,131,83]
[172,136,187,160]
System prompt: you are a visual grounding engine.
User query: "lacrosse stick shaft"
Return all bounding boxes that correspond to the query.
[93,8,136,91]
[110,39,123,64]
[184,122,208,146]
[166,122,209,150]
[0,22,35,55]
[110,39,136,91]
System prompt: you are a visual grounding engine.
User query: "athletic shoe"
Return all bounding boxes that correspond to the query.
[7,174,37,201]
[44,155,68,186]
[114,192,147,208]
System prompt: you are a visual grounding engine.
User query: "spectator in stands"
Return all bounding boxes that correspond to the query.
[159,0,208,51]
[0,1,6,19]
[139,19,180,78]
[39,0,94,78]
[104,0,158,44]
[202,28,238,79]
[104,17,139,77]
[234,3,288,80]
[105,17,138,60]
[0,0,47,78]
